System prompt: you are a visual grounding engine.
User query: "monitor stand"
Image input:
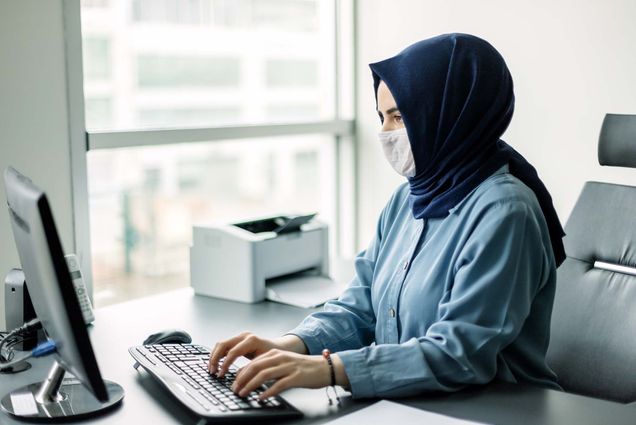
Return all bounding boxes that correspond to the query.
[0,360,124,421]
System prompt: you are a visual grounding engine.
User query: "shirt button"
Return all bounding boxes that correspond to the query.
[389,308,396,317]
[403,260,409,270]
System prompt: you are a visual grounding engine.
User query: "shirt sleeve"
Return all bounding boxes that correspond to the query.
[286,194,393,354]
[336,200,554,398]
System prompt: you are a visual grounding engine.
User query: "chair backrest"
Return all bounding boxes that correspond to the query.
[546,113,636,403]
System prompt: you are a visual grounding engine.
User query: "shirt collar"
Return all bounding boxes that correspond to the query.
[448,164,509,215]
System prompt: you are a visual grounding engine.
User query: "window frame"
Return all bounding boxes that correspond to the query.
[64,0,357,301]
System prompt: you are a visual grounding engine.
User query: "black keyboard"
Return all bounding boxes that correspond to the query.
[129,344,303,422]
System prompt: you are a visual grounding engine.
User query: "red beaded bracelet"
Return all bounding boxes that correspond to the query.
[322,348,336,387]
[322,348,340,406]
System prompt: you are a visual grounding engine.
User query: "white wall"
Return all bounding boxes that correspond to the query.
[356,0,636,246]
[0,0,75,329]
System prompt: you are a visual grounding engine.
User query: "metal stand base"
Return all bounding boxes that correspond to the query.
[0,361,124,421]
[0,360,31,374]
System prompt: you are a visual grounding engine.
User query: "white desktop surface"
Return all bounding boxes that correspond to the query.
[325,400,487,425]
[2,288,636,424]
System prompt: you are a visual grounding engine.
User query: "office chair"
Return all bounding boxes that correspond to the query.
[546,113,636,403]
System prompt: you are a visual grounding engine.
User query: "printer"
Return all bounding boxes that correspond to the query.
[190,214,334,305]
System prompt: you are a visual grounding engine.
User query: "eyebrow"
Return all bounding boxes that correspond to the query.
[377,107,400,116]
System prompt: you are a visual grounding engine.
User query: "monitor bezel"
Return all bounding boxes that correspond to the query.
[4,167,108,402]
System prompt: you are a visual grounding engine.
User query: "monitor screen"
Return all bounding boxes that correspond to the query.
[3,167,108,402]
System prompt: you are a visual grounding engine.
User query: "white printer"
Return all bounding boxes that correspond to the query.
[190,214,337,305]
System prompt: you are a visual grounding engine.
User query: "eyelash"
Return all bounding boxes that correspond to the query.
[378,114,402,124]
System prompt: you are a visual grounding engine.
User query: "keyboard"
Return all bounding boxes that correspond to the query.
[129,343,303,422]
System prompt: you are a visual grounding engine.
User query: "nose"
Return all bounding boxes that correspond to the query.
[381,121,398,133]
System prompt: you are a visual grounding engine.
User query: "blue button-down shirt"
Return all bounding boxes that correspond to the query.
[289,165,561,398]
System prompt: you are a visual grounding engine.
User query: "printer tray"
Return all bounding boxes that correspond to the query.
[266,275,345,308]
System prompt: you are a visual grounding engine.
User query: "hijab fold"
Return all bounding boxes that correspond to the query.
[370,33,566,266]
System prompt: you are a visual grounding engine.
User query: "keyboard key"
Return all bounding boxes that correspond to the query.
[135,344,294,417]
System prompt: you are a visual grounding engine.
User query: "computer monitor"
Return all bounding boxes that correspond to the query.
[1,167,124,420]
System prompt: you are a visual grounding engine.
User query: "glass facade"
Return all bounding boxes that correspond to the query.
[81,0,335,131]
[86,135,335,306]
[80,0,345,306]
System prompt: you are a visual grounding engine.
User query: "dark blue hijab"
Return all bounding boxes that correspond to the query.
[370,33,565,266]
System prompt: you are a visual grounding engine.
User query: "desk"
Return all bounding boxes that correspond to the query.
[2,288,635,424]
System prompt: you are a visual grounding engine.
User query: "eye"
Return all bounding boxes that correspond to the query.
[395,115,403,123]
[378,112,384,124]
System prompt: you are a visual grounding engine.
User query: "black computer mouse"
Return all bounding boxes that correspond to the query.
[143,329,192,345]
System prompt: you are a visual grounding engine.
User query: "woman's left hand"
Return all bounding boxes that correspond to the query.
[231,349,330,399]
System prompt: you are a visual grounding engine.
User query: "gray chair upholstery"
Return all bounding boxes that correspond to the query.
[599,114,636,168]
[546,114,636,403]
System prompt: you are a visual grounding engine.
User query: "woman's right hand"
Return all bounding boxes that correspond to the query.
[208,332,307,377]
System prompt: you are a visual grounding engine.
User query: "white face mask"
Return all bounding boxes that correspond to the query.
[378,127,416,178]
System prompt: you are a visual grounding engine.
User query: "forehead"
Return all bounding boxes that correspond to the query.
[377,81,397,110]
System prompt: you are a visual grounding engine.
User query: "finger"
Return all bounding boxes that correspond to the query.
[208,343,220,373]
[259,376,295,400]
[233,354,284,393]
[208,332,250,373]
[209,341,234,374]
[209,341,233,374]
[233,348,283,386]
[218,335,260,377]
[234,349,279,383]
[237,364,290,397]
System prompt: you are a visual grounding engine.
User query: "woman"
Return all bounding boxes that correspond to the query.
[208,33,565,400]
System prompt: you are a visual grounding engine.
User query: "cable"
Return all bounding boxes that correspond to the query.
[3,334,39,362]
[0,340,57,370]
[0,352,32,369]
[0,334,20,362]
[32,340,56,357]
[0,319,42,362]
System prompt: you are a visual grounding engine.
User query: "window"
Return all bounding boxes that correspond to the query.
[137,55,241,88]
[265,103,320,121]
[137,106,242,127]
[80,0,353,307]
[85,97,113,130]
[87,135,335,305]
[133,0,214,25]
[265,59,318,88]
[83,37,111,80]
[213,0,319,32]
[81,0,336,131]
[83,0,109,8]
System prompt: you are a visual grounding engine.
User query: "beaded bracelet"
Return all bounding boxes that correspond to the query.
[322,349,341,406]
